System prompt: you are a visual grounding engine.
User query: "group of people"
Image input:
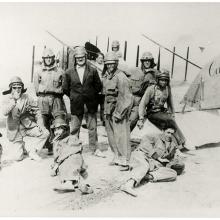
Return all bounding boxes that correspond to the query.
[1,40,186,196]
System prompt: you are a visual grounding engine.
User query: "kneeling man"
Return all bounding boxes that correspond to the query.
[2,76,49,161]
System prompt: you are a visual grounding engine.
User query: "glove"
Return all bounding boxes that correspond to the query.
[114,116,121,123]
[12,90,21,100]
[137,119,144,129]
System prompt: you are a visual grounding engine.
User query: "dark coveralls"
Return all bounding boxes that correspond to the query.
[127,133,185,185]
[139,85,186,146]
[34,64,67,151]
[129,68,157,131]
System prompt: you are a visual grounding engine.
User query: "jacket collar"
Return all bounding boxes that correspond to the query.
[42,63,57,71]
[106,69,120,80]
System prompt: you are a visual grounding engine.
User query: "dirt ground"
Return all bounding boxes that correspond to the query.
[0,124,220,217]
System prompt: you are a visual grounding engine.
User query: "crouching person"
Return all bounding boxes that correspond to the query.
[2,76,49,161]
[50,117,93,194]
[120,124,185,197]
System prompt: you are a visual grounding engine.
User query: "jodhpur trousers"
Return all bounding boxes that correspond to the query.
[105,114,131,165]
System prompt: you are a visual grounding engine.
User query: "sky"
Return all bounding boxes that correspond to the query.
[1,2,220,88]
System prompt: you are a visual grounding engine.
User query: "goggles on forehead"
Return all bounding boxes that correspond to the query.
[75,56,85,59]
[12,86,22,89]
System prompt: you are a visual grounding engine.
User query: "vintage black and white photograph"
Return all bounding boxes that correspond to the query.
[0,1,220,217]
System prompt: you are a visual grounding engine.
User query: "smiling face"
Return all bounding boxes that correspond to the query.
[43,57,54,66]
[106,62,118,73]
[112,46,119,52]
[76,56,86,66]
[158,78,168,88]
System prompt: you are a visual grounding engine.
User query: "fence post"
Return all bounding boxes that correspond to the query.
[62,46,65,69]
[95,36,98,47]
[184,46,189,81]
[136,45,139,67]
[107,37,109,52]
[31,45,35,83]
[124,41,127,61]
[157,47,161,71]
[171,46,175,78]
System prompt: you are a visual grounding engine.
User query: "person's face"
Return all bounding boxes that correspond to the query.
[76,56,86,66]
[106,62,117,73]
[44,57,54,66]
[143,60,151,69]
[11,84,22,99]
[112,47,119,52]
[96,54,104,65]
[158,78,168,88]
[164,128,175,141]
[54,126,65,137]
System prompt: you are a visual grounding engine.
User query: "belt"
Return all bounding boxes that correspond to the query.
[38,92,63,98]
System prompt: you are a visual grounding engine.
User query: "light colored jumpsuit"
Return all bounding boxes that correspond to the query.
[127,133,185,185]
[2,93,49,161]
[103,69,133,165]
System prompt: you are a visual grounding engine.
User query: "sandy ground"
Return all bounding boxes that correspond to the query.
[0,124,220,217]
[0,82,220,217]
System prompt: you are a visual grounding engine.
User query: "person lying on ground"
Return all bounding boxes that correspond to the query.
[50,117,93,194]
[120,123,185,197]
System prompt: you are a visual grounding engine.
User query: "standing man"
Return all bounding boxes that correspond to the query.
[95,52,105,126]
[137,69,186,149]
[34,48,66,155]
[111,40,123,59]
[103,52,133,170]
[2,76,49,161]
[63,46,103,157]
[129,51,158,131]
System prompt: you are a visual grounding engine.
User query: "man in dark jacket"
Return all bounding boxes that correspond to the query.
[63,46,102,155]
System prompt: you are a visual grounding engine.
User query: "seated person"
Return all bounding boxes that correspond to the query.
[50,117,93,194]
[120,123,185,197]
[137,69,186,149]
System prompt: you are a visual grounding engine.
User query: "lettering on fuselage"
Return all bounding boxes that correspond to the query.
[209,62,220,77]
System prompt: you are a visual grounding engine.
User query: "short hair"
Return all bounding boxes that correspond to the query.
[97,52,104,59]
[161,122,176,132]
